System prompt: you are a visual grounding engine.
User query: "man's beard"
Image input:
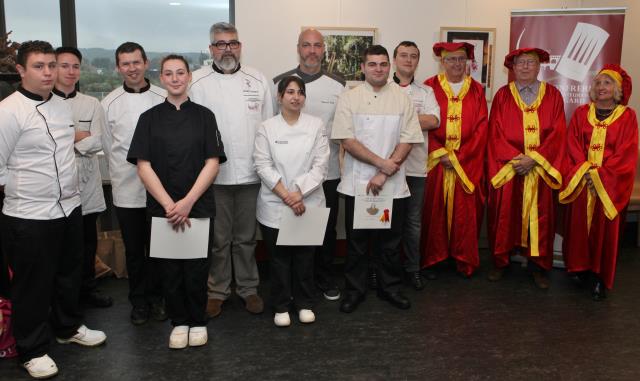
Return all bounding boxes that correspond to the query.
[301,55,321,70]
[214,54,239,71]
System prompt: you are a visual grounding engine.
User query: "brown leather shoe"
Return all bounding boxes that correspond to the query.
[532,271,550,290]
[206,298,223,318]
[487,267,505,281]
[243,294,264,314]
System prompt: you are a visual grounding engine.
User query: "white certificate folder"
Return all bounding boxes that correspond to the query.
[276,206,330,246]
[150,217,210,259]
[353,183,394,229]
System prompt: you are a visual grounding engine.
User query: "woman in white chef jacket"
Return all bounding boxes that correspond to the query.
[254,76,329,327]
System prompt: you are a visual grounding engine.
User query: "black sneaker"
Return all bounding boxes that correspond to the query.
[130,306,149,325]
[150,301,168,321]
[322,287,341,301]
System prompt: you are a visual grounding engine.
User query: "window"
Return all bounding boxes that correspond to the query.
[5,0,62,47]
[75,0,230,99]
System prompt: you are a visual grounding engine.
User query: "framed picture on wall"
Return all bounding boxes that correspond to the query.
[440,26,496,100]
[304,27,377,87]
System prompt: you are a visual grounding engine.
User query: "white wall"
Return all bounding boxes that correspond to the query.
[236,0,639,110]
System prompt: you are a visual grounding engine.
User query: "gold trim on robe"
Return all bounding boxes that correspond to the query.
[426,74,475,239]
[559,103,626,231]
[490,82,562,256]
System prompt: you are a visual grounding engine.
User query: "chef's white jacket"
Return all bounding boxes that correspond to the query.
[254,113,329,229]
[101,83,165,208]
[0,89,80,219]
[190,64,273,185]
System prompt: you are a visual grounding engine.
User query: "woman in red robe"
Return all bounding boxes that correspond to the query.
[420,42,488,278]
[487,48,566,289]
[560,65,638,300]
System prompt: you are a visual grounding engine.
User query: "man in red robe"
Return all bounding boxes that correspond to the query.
[420,42,488,278]
[487,48,566,289]
[560,65,638,300]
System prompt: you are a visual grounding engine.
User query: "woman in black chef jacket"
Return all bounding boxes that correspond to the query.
[127,55,225,349]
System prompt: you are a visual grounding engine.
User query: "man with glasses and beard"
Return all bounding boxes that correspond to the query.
[190,22,273,318]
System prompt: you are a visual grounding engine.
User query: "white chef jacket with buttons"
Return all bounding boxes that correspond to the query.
[101,82,165,208]
[0,88,80,219]
[254,112,329,229]
[273,68,346,180]
[331,81,423,199]
[190,64,273,185]
[54,89,107,215]
[396,80,440,177]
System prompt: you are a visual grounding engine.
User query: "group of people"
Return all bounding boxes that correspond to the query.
[422,43,637,302]
[0,20,636,379]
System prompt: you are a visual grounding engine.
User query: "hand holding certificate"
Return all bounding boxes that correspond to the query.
[150,217,210,259]
[276,206,330,246]
[353,182,394,229]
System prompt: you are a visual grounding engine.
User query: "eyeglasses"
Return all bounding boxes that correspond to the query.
[514,59,538,67]
[211,40,241,50]
[443,56,467,64]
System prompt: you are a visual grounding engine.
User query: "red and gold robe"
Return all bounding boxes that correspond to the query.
[560,103,638,289]
[420,74,488,276]
[487,82,566,270]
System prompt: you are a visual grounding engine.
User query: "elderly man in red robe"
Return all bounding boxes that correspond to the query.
[560,65,638,301]
[420,42,488,279]
[487,48,566,289]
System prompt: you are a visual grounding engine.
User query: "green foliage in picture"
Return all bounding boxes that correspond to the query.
[322,35,374,81]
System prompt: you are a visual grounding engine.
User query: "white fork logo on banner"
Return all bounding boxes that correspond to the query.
[555,22,609,82]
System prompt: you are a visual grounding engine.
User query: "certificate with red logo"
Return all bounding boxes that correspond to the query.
[353,183,394,229]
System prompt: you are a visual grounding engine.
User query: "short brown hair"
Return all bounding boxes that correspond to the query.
[17,40,54,67]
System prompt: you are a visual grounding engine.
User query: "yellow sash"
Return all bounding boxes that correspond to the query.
[490,82,562,256]
[559,103,625,231]
[426,74,475,239]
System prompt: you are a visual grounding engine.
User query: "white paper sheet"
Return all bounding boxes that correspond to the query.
[353,183,394,229]
[150,217,210,259]
[276,206,330,246]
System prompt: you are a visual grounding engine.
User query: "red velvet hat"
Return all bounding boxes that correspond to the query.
[432,42,475,60]
[504,48,550,69]
[598,64,632,105]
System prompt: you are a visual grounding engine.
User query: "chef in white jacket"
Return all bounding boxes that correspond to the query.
[253,76,329,327]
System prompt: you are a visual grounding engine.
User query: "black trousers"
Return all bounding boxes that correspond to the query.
[160,219,214,327]
[2,207,83,362]
[343,196,406,298]
[114,207,161,308]
[81,212,99,297]
[260,224,315,313]
[314,179,340,289]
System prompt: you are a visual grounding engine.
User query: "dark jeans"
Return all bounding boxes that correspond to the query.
[81,212,99,297]
[260,224,315,313]
[314,179,340,289]
[115,207,161,308]
[160,219,214,326]
[402,176,425,272]
[343,196,406,298]
[2,207,84,362]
